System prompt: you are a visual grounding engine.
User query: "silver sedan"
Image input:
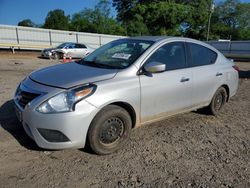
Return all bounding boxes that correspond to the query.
[41,42,94,59]
[15,36,239,154]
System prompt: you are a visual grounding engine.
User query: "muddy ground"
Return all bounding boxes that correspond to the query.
[0,52,249,187]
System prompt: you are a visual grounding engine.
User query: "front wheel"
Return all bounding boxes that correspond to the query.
[207,87,227,115]
[87,105,132,155]
[52,52,60,60]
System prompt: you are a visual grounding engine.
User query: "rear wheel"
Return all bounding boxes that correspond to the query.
[207,87,227,115]
[87,105,132,155]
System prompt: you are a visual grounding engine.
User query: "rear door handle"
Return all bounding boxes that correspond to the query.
[216,72,223,76]
[180,77,190,82]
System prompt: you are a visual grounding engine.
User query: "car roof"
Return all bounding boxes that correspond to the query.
[128,36,218,49]
[128,36,175,42]
[128,36,210,44]
[61,42,86,45]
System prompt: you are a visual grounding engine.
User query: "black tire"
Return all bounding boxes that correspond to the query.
[52,52,59,60]
[207,87,227,115]
[87,105,132,155]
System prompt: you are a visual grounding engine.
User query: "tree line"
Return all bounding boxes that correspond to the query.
[18,0,250,40]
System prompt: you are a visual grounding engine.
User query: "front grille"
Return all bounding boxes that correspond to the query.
[16,89,40,109]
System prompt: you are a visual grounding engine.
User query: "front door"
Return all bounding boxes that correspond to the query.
[140,42,192,123]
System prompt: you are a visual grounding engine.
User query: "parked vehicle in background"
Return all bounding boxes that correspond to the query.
[41,42,94,59]
[15,36,239,155]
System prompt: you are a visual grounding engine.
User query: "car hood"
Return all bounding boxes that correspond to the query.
[29,62,118,89]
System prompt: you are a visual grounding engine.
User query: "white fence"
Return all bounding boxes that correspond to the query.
[0,24,125,50]
[207,40,250,58]
[1,25,249,59]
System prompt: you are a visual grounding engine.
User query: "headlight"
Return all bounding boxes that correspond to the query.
[36,84,96,114]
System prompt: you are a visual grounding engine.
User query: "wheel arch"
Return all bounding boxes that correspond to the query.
[109,102,137,129]
[91,101,137,129]
[221,84,230,102]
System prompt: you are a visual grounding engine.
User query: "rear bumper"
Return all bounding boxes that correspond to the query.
[229,71,239,99]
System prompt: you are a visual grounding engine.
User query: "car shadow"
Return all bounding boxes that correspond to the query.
[239,70,250,79]
[37,56,49,59]
[0,100,42,151]
[192,108,211,116]
[0,100,92,153]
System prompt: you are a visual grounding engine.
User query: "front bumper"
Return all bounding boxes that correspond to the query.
[41,51,52,58]
[14,79,98,149]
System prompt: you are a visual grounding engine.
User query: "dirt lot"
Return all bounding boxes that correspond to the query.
[0,52,249,188]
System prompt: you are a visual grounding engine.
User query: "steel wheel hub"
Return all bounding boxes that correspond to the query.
[214,92,223,111]
[100,117,124,144]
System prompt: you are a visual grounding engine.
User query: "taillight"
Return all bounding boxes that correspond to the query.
[232,65,240,72]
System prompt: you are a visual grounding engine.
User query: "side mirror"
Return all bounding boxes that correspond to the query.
[144,61,166,73]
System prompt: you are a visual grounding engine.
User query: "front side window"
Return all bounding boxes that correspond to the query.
[80,39,154,69]
[188,43,217,67]
[67,44,75,49]
[146,42,186,71]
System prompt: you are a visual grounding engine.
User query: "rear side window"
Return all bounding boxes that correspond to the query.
[76,44,86,48]
[146,42,186,71]
[188,43,217,67]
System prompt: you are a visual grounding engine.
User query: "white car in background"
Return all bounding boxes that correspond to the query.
[41,42,94,59]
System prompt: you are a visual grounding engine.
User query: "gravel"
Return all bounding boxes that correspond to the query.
[0,53,249,187]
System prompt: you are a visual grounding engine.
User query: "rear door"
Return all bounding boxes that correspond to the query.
[140,41,192,123]
[75,44,87,58]
[186,42,220,106]
[66,44,76,57]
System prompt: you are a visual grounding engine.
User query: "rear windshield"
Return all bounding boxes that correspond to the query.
[57,43,73,49]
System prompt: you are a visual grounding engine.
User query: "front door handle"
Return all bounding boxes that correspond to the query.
[180,77,190,82]
[216,72,223,76]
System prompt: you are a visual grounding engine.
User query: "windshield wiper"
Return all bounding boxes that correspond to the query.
[78,60,118,69]
[93,63,118,69]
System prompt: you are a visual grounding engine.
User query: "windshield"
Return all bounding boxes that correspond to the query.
[79,39,154,69]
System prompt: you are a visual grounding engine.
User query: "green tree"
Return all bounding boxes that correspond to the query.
[18,19,35,27]
[180,0,211,39]
[71,0,125,35]
[112,0,137,22]
[235,3,250,40]
[43,9,70,30]
[112,0,146,36]
[70,9,96,32]
[135,2,189,36]
[236,3,250,28]
[210,0,250,40]
[112,0,210,38]
[124,14,149,36]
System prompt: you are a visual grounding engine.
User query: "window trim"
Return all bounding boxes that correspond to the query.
[186,42,218,68]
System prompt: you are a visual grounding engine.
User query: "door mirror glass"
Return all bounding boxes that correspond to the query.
[144,61,166,73]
